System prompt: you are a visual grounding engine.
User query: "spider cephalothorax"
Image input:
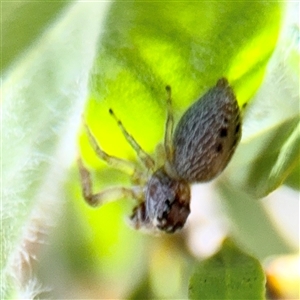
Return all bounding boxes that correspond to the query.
[130,168,190,233]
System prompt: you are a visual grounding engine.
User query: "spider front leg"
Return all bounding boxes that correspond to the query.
[164,85,174,162]
[77,157,143,207]
[109,109,155,171]
[82,117,147,182]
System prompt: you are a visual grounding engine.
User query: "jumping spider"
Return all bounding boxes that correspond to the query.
[78,78,241,233]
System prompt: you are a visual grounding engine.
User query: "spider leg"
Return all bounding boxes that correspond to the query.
[109,109,155,171]
[82,117,143,178]
[77,157,143,207]
[164,85,174,162]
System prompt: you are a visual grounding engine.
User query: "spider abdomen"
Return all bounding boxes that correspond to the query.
[172,78,241,182]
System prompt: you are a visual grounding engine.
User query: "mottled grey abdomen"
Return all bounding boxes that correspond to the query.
[172,78,241,182]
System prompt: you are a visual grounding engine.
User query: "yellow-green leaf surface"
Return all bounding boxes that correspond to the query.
[81,1,282,169]
[189,239,266,300]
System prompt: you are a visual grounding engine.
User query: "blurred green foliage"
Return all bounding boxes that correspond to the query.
[189,239,265,299]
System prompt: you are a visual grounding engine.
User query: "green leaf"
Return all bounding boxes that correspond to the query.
[189,239,266,300]
[73,2,284,298]
[285,162,300,190]
[74,3,283,297]
[228,116,299,198]
[217,180,292,259]
[261,122,300,196]
[82,1,283,168]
